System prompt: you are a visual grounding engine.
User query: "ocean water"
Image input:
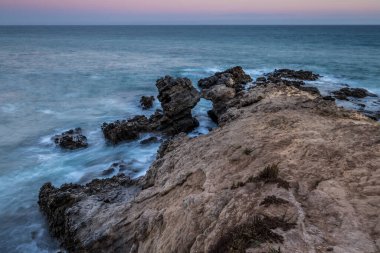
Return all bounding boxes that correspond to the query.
[0,25,379,252]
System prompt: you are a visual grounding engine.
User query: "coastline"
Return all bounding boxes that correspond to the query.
[38,68,380,253]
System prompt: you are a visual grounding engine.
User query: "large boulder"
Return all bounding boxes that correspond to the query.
[156,76,200,117]
[52,128,88,150]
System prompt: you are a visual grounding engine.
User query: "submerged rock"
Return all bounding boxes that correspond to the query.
[102,76,200,144]
[39,83,380,253]
[52,128,88,150]
[140,96,155,110]
[332,87,377,100]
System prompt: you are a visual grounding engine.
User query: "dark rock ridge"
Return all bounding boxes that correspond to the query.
[201,68,321,124]
[140,96,155,110]
[38,174,138,252]
[102,76,200,144]
[267,69,320,81]
[332,87,377,100]
[52,128,88,150]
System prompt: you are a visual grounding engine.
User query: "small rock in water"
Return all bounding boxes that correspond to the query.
[140,136,159,145]
[52,128,88,150]
[140,96,155,110]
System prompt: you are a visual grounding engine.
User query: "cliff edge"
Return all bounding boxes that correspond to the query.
[39,81,380,253]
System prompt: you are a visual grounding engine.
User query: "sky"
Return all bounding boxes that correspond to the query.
[1,0,380,25]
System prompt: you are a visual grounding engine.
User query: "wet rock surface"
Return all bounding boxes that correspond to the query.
[140,96,155,110]
[198,66,252,90]
[199,66,254,123]
[102,77,200,144]
[52,128,88,150]
[267,68,320,81]
[332,87,377,100]
[39,82,380,253]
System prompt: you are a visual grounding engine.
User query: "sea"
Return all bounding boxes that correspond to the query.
[0,25,379,252]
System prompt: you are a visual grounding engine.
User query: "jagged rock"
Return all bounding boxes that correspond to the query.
[332,87,377,100]
[52,128,88,150]
[199,67,253,123]
[156,76,200,118]
[140,96,155,110]
[39,83,380,253]
[198,66,252,90]
[101,115,152,144]
[102,77,200,144]
[268,69,320,81]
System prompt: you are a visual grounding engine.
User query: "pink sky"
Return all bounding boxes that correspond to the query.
[1,0,380,24]
[2,0,380,14]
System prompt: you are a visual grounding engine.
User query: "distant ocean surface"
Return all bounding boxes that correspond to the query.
[0,25,379,252]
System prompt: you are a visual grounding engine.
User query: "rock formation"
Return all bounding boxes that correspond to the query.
[39,79,380,253]
[140,96,155,110]
[102,76,200,144]
[52,128,88,150]
[332,87,377,100]
[199,66,253,123]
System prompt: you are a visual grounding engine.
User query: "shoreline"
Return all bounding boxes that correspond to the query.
[38,68,380,253]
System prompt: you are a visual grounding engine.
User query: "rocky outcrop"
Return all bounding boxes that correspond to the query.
[332,87,377,100]
[52,128,88,150]
[198,66,252,90]
[267,69,320,81]
[102,77,200,144]
[101,115,153,144]
[199,67,254,123]
[140,96,155,110]
[39,81,380,253]
[155,76,201,134]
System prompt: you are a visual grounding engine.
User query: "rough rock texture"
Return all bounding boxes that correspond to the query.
[52,128,88,150]
[198,66,253,90]
[155,76,201,134]
[199,67,254,123]
[101,115,153,144]
[102,77,200,144]
[267,69,320,81]
[332,87,377,100]
[40,83,380,253]
[140,96,155,110]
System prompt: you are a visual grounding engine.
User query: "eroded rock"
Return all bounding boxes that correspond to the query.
[39,83,380,253]
[198,66,253,90]
[102,77,200,144]
[52,128,88,150]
